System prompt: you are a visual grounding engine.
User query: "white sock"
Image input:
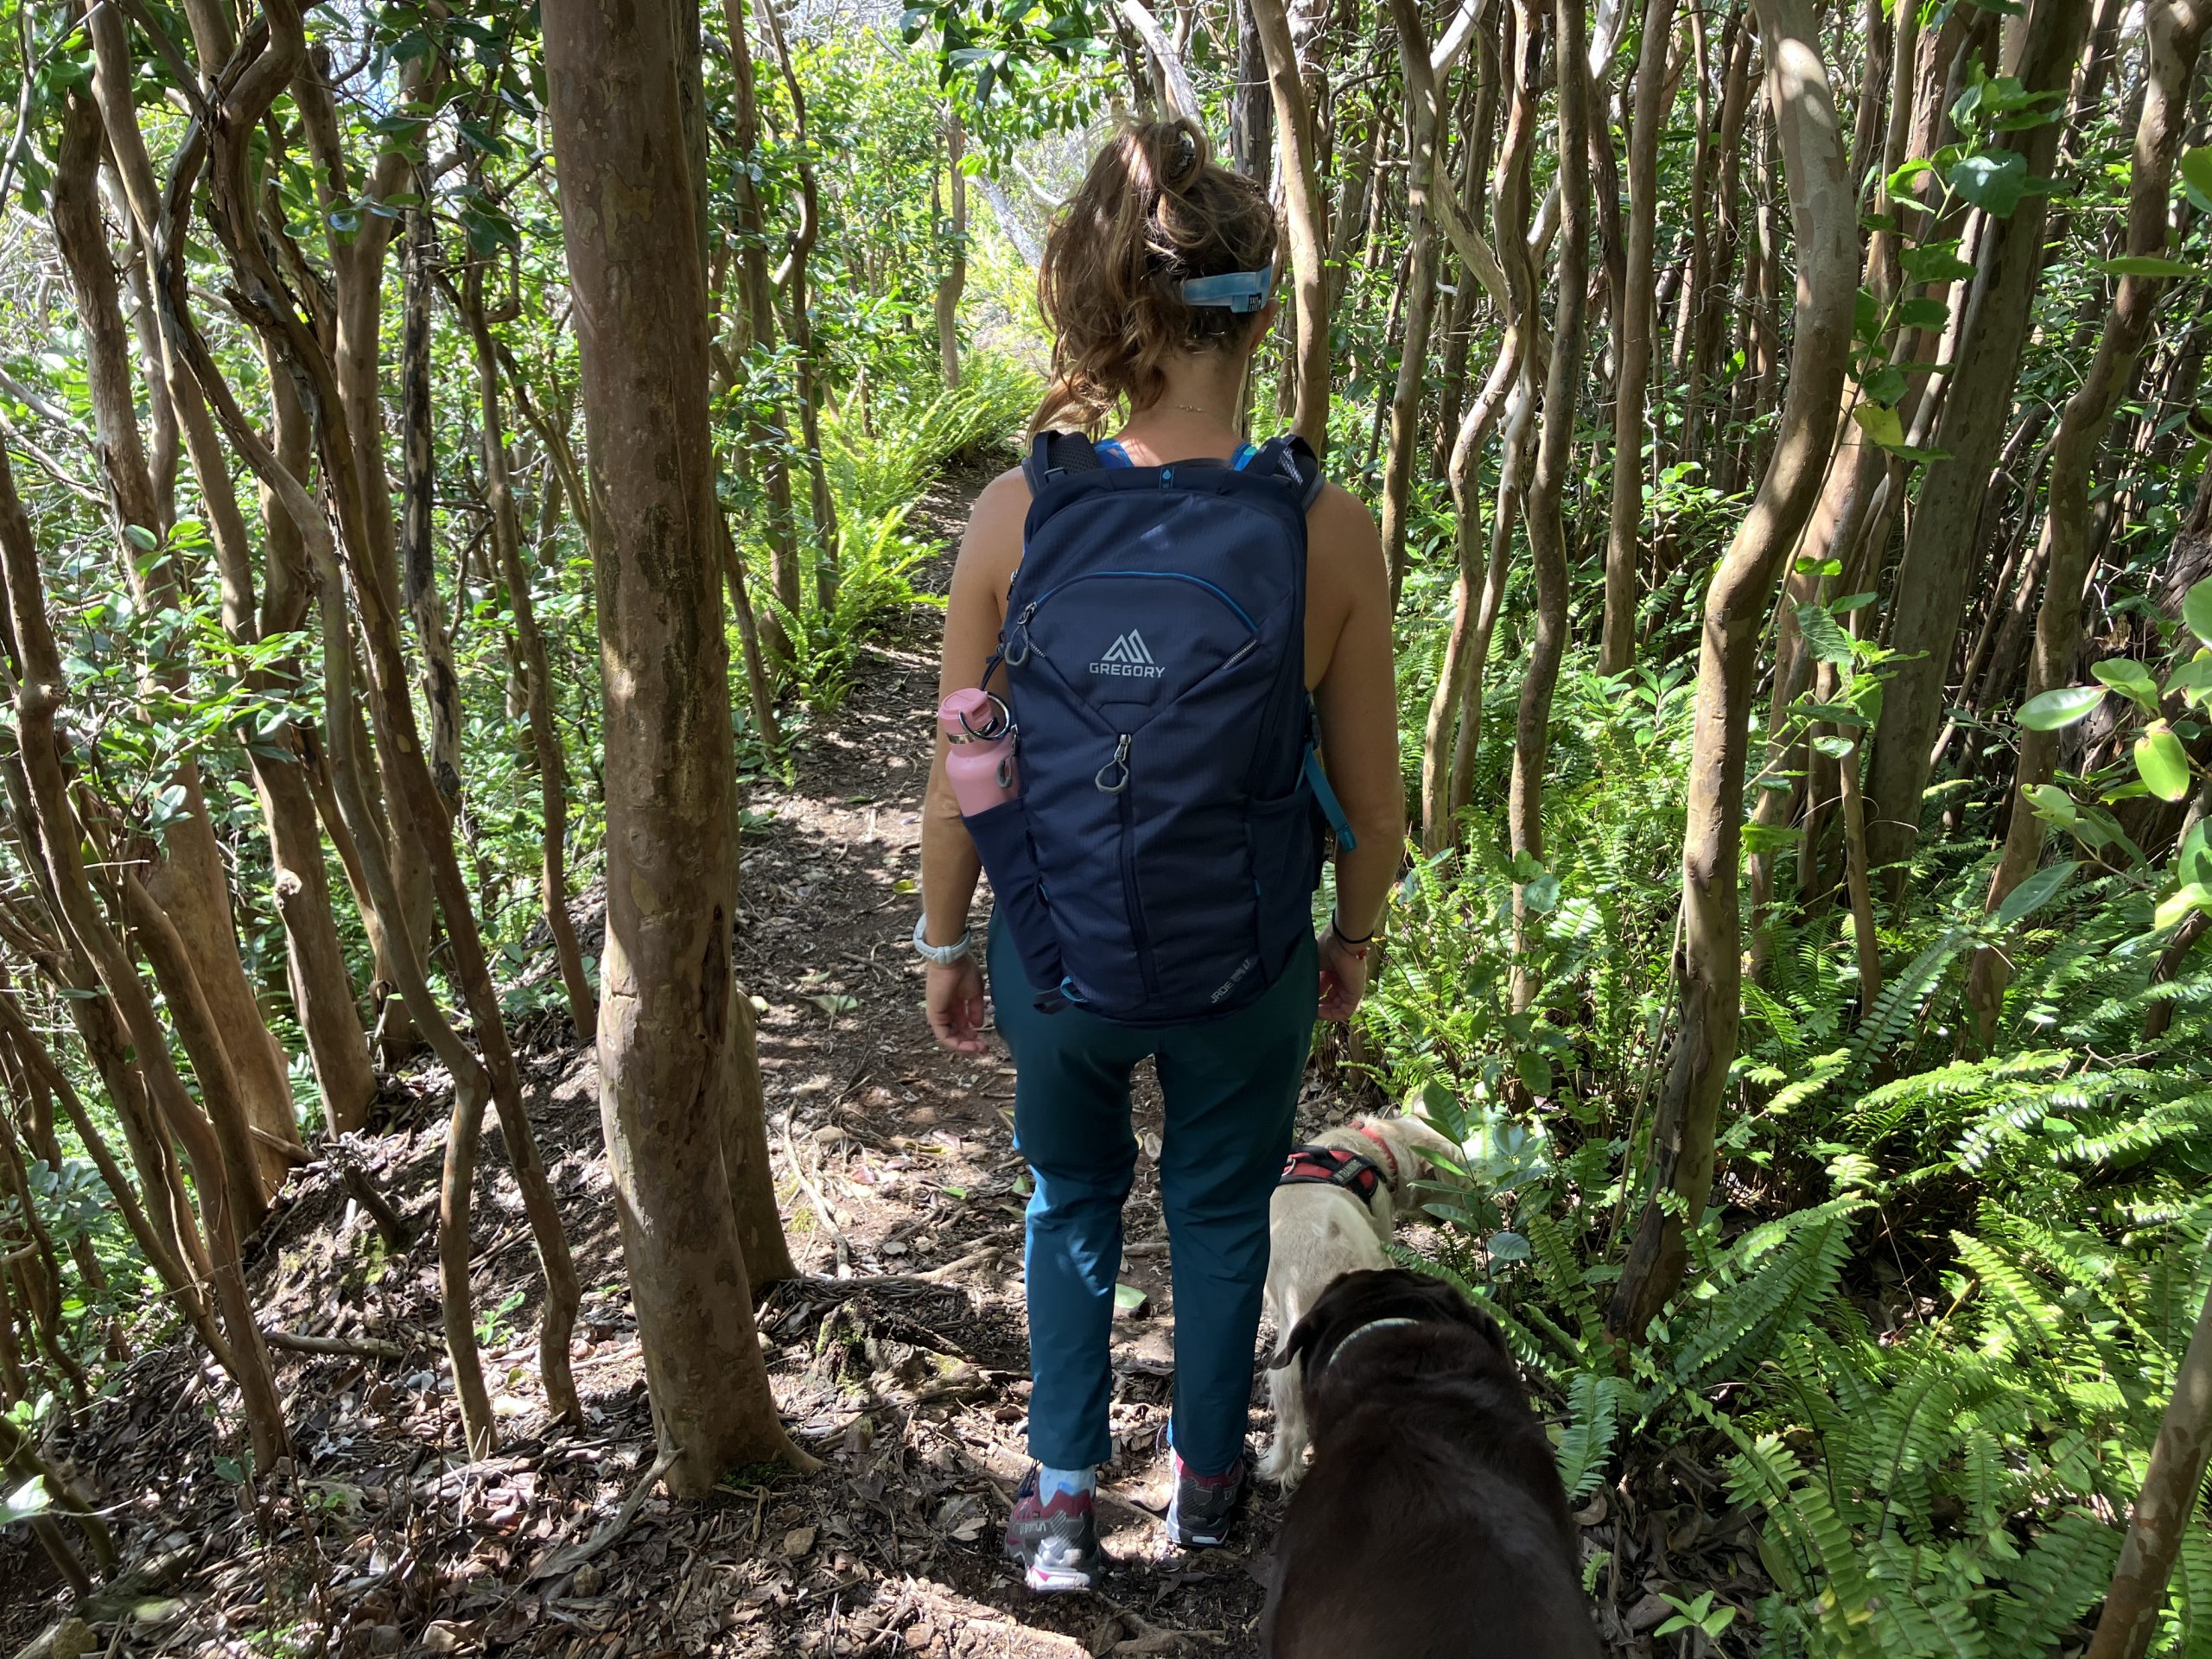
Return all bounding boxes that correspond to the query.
[1038,1465,1095,1503]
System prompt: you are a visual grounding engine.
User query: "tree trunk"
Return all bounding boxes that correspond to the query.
[163,0,582,1440]
[758,0,840,600]
[1232,0,1274,181]
[1966,0,2206,1039]
[1684,10,1753,467]
[723,0,804,662]
[938,111,969,391]
[1607,0,1855,1340]
[1424,8,1539,851]
[401,194,465,813]
[1509,0,1589,1008]
[0,442,289,1471]
[1862,0,2093,895]
[1252,0,1333,452]
[1600,0,1681,675]
[49,86,300,1192]
[460,270,599,1039]
[1379,0,1452,605]
[544,0,814,1492]
[2087,1270,2212,1659]
[79,10,376,1135]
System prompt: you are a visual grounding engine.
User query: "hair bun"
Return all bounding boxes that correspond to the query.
[1140,119,1205,195]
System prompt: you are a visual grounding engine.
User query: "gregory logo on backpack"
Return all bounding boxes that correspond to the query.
[1090,631,1164,679]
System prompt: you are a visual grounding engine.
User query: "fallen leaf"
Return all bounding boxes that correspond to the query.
[782,1525,817,1558]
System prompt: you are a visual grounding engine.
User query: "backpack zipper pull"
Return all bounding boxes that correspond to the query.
[1095,734,1131,794]
[1006,601,1038,666]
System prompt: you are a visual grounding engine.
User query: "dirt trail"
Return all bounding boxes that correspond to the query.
[0,461,1341,1659]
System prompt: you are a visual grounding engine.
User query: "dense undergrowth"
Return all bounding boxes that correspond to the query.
[1355,633,2212,1654]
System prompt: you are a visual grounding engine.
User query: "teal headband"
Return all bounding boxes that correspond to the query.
[1178,263,1274,314]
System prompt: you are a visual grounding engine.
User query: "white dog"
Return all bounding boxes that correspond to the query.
[1257,1113,1464,1489]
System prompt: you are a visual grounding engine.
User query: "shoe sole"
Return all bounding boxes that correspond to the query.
[1003,1543,1098,1595]
[1165,1499,1237,1548]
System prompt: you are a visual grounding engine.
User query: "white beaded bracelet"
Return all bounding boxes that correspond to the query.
[912,912,973,965]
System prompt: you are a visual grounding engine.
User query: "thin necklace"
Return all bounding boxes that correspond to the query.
[1173,402,1224,418]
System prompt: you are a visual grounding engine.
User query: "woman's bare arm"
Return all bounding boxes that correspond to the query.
[919,469,1026,1049]
[1307,482,1403,942]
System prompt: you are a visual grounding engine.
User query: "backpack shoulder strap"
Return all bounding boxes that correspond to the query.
[1246,434,1325,512]
[1022,430,1106,493]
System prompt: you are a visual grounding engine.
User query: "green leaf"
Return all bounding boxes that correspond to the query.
[122,524,159,551]
[1899,242,1975,283]
[1486,1230,1533,1263]
[1514,1048,1554,1097]
[2017,685,2105,730]
[2154,881,2212,930]
[2093,657,2162,710]
[2134,723,2192,801]
[1949,149,2029,216]
[1811,734,1856,760]
[1852,404,1904,448]
[2094,255,2198,278]
[1112,1282,1149,1316]
[1993,860,2075,928]
[1794,600,1854,666]
[2184,576,2212,648]
[3,1478,50,1526]
[2179,146,2212,208]
[2026,783,2077,826]
[1521,873,1560,913]
[2180,821,2212,887]
[1859,365,1908,405]
[1894,296,1950,330]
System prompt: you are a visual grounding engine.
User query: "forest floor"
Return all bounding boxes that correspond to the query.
[1,460,1714,1659]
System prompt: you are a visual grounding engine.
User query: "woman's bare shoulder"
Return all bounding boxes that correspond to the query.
[951,465,1029,588]
[964,466,1032,543]
[1305,480,1386,593]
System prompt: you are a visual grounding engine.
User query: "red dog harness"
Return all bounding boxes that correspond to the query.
[1277,1143,1386,1204]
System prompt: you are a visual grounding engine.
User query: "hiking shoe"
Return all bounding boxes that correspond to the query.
[1002,1465,1102,1593]
[1165,1451,1245,1548]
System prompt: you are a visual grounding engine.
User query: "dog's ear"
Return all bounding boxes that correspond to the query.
[1269,1304,1329,1375]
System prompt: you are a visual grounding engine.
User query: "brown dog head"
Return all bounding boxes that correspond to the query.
[1270,1266,1507,1382]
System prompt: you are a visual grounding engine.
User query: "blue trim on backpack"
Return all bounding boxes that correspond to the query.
[1029,570,1258,632]
[1302,744,1357,852]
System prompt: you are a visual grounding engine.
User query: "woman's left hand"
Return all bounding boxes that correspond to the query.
[1316,927,1370,1022]
[926,956,989,1053]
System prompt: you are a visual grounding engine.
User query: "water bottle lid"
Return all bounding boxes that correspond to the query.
[939,688,1011,741]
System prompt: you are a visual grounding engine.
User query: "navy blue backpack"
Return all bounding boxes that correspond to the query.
[961,430,1354,1024]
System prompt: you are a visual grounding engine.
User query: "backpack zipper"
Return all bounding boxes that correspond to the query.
[1005,570,1258,665]
[1107,735,1160,995]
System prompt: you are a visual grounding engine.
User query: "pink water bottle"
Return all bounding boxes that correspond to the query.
[939,688,1019,815]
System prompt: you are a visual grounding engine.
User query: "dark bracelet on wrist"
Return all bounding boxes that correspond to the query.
[1329,909,1376,947]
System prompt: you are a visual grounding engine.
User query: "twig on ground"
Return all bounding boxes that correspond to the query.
[529,1446,681,1581]
[781,1109,852,1276]
[807,1243,1000,1291]
[335,1158,419,1249]
[260,1328,410,1360]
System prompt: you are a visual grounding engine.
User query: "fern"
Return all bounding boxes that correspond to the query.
[1553,1371,1624,1503]
[1987,1511,2121,1649]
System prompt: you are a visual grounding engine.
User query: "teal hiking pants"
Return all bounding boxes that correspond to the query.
[988,913,1318,1477]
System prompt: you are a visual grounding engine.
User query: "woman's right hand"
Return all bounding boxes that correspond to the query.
[1316,927,1370,1022]
[925,955,989,1053]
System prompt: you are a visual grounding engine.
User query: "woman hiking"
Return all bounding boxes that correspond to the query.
[915,119,1402,1594]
